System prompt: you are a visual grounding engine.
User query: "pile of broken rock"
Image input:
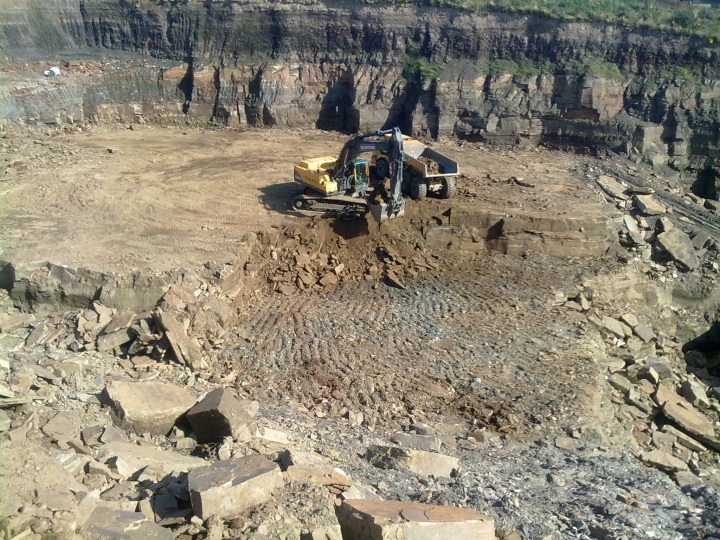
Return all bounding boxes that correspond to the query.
[258,223,442,295]
[11,280,230,376]
[594,174,715,273]
[0,375,496,540]
[559,287,720,489]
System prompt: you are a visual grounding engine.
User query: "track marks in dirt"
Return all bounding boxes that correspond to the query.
[228,256,599,436]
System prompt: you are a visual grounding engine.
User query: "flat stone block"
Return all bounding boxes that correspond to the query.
[188,454,282,520]
[81,506,174,539]
[186,387,258,443]
[102,380,196,436]
[367,445,459,477]
[337,499,495,540]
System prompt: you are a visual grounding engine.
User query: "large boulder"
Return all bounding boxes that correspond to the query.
[188,454,282,520]
[186,387,258,443]
[655,229,700,271]
[102,381,196,436]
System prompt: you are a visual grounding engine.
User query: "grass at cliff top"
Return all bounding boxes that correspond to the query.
[362,0,720,40]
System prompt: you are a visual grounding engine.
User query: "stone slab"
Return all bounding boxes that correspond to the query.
[601,316,625,338]
[663,400,715,438]
[186,387,258,443]
[633,323,656,343]
[41,411,82,442]
[102,380,196,436]
[653,384,684,407]
[162,284,197,309]
[157,311,205,370]
[285,465,352,489]
[103,312,136,335]
[367,445,459,477]
[188,454,282,520]
[662,425,707,453]
[596,176,628,200]
[97,329,132,352]
[97,441,207,479]
[634,194,666,216]
[655,229,700,271]
[643,449,688,472]
[337,499,495,540]
[391,432,442,453]
[0,313,36,333]
[81,506,174,539]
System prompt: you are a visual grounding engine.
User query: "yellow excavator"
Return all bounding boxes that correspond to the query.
[292,127,406,223]
[292,127,459,223]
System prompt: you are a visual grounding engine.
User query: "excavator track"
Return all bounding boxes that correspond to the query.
[291,193,369,219]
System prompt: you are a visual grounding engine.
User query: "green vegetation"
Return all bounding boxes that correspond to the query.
[673,66,695,83]
[555,58,623,80]
[657,65,698,83]
[360,0,720,41]
[487,59,517,76]
[402,58,443,82]
[514,59,542,79]
[583,61,623,80]
[485,58,546,78]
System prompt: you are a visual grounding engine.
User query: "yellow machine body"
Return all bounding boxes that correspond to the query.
[293,156,339,194]
[294,156,370,195]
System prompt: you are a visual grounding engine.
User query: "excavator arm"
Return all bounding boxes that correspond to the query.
[368,127,405,223]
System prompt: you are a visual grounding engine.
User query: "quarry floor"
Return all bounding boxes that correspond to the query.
[1,125,719,539]
[0,125,608,272]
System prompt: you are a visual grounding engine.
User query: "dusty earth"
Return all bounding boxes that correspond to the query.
[1,124,720,540]
[0,125,606,272]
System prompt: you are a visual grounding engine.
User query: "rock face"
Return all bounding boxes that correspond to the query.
[0,2,718,167]
[3,261,172,311]
[337,499,495,540]
[102,381,196,436]
[188,455,282,520]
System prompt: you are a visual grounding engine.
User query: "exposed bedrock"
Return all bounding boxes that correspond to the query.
[1,1,719,173]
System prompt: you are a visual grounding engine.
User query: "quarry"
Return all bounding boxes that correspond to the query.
[0,1,720,539]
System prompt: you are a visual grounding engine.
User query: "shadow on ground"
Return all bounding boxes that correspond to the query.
[258,182,300,216]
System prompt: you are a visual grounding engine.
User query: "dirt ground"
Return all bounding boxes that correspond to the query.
[2,125,720,539]
[0,125,607,272]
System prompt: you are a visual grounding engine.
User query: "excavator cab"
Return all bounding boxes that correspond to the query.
[336,159,370,193]
[353,159,369,193]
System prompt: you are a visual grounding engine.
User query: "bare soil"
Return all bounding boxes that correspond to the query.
[2,125,719,540]
[0,126,606,272]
